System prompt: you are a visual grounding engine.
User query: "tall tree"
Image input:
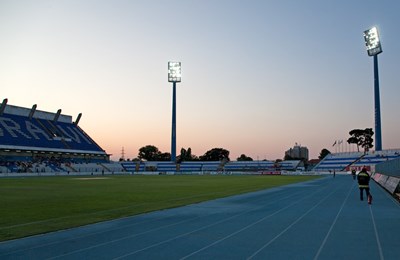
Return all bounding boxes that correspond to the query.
[237,154,253,161]
[362,128,374,152]
[158,152,171,161]
[138,145,161,161]
[347,128,374,153]
[319,149,331,160]
[200,148,230,161]
[177,147,198,162]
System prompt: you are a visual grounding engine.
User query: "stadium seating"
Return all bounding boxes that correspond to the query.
[101,162,124,173]
[312,153,363,172]
[179,161,220,172]
[120,161,220,173]
[0,113,105,153]
[155,161,177,172]
[224,161,278,171]
[200,161,221,171]
[0,101,109,173]
[313,150,400,172]
[352,151,400,168]
[120,161,141,172]
[279,160,301,170]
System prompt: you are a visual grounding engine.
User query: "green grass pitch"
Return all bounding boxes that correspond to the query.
[0,174,320,241]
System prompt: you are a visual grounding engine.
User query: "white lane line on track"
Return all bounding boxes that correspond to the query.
[179,180,333,259]
[312,181,355,260]
[247,184,344,260]
[46,215,206,260]
[114,186,326,260]
[181,196,316,260]
[47,186,303,259]
[0,215,175,256]
[369,206,384,260]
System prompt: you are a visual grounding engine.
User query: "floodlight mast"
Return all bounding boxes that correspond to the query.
[168,62,181,162]
[363,27,383,151]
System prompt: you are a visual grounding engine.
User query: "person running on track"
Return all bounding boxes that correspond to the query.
[357,167,372,204]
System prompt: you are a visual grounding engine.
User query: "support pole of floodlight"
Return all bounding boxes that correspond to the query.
[363,27,383,151]
[171,81,177,161]
[373,54,382,151]
[168,62,181,162]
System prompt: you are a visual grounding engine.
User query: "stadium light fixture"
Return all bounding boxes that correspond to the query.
[168,61,181,162]
[363,26,383,151]
[168,62,182,82]
[363,27,382,56]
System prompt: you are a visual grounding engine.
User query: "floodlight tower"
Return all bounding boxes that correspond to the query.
[168,62,181,162]
[363,27,383,151]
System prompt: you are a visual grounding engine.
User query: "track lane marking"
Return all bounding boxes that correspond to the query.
[48,185,306,259]
[179,180,333,259]
[247,184,344,259]
[369,203,384,260]
[113,185,328,260]
[313,181,355,260]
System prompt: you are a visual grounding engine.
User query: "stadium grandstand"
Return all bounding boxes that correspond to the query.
[0,99,110,173]
[224,160,275,171]
[311,150,400,200]
[120,161,223,173]
[312,149,400,172]
[119,160,301,174]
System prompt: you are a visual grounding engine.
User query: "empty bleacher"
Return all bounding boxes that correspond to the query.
[101,162,124,173]
[351,151,400,169]
[313,153,363,172]
[120,161,220,173]
[223,160,275,172]
[279,160,301,170]
[1,100,109,174]
[155,161,177,172]
[179,161,221,172]
[313,150,400,172]
[0,112,105,154]
[121,161,141,172]
[201,161,221,171]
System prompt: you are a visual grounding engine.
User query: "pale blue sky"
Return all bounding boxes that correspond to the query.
[1,0,399,160]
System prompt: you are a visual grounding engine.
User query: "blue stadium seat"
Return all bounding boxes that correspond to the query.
[0,113,105,153]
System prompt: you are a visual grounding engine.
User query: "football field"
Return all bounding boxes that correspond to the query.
[0,174,318,241]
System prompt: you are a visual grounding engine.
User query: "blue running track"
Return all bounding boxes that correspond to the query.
[1,175,399,259]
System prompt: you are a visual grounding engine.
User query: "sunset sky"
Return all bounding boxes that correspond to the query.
[1,0,399,161]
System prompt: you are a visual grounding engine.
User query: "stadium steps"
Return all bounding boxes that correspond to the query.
[121,162,138,172]
[64,164,77,172]
[46,120,72,149]
[346,153,366,170]
[48,164,66,172]
[45,120,64,138]
[99,163,111,172]
[76,125,103,150]
[34,118,54,139]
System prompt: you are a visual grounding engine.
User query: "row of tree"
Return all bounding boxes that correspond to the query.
[119,128,374,162]
[121,145,330,163]
[122,146,232,162]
